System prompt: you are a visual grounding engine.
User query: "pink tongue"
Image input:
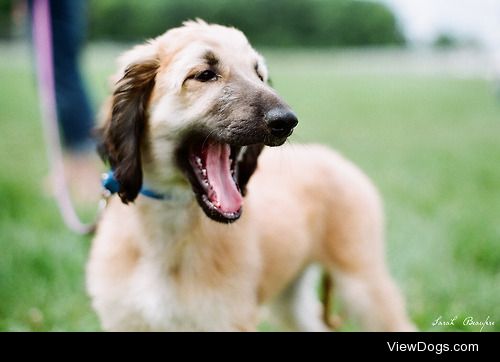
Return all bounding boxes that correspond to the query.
[206,143,243,213]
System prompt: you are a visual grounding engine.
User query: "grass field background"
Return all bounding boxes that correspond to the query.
[0,42,499,331]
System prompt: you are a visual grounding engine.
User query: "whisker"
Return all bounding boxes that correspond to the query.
[201,128,220,148]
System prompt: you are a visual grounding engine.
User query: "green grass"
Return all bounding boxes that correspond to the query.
[0,43,499,331]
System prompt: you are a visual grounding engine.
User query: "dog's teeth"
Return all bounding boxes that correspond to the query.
[196,157,202,167]
[202,169,207,177]
[237,146,247,162]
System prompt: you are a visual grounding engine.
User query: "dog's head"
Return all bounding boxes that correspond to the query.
[98,20,298,223]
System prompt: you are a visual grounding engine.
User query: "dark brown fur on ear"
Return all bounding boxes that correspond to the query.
[238,144,264,196]
[98,60,159,204]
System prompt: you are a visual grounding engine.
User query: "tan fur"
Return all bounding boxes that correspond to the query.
[87,21,414,331]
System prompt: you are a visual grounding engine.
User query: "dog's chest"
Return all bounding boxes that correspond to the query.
[121,246,256,331]
[91,201,259,331]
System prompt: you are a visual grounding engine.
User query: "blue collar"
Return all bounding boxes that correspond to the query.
[102,170,169,201]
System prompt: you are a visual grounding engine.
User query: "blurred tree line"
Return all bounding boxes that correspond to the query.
[0,0,405,47]
[0,0,10,38]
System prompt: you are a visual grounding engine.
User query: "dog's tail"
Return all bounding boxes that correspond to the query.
[320,271,342,330]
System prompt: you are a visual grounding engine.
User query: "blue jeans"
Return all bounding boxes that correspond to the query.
[29,0,93,152]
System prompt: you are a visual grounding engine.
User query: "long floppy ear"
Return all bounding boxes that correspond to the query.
[97,50,160,204]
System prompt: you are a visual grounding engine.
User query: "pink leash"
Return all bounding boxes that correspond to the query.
[32,0,97,235]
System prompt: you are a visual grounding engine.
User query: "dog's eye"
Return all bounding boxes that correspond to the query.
[195,70,218,82]
[254,63,264,82]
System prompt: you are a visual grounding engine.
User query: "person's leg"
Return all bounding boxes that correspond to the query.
[29,0,100,202]
[49,0,94,151]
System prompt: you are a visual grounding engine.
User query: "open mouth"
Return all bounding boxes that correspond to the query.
[190,140,243,222]
[177,136,256,223]
[175,106,297,223]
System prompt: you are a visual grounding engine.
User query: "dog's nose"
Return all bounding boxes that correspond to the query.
[265,108,298,138]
